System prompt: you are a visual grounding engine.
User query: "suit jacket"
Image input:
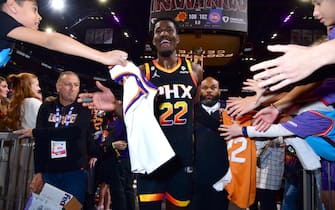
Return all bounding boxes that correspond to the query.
[193,102,229,186]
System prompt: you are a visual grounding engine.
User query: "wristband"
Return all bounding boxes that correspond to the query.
[242,126,248,137]
[270,103,281,114]
[111,142,115,149]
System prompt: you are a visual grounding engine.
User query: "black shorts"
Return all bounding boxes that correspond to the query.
[136,158,193,207]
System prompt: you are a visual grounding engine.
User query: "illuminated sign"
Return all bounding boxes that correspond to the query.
[177,49,234,67]
[150,0,248,32]
[176,33,243,66]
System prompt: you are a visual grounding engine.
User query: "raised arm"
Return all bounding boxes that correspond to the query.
[226,79,275,117]
[8,27,128,66]
[219,122,294,140]
[250,40,335,91]
[252,82,321,131]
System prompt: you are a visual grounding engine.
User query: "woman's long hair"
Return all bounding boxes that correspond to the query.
[0,76,10,129]
[5,73,39,130]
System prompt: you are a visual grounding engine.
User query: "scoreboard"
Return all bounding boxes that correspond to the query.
[149,0,248,32]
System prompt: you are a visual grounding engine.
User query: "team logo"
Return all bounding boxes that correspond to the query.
[222,16,229,23]
[179,65,189,74]
[175,11,187,22]
[152,69,160,78]
[209,12,221,23]
[151,66,160,78]
[208,9,222,25]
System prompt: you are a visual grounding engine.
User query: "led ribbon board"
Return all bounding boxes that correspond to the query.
[149,0,248,32]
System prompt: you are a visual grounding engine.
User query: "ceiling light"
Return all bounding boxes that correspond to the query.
[45,27,54,33]
[271,33,278,39]
[50,0,65,11]
[123,32,129,38]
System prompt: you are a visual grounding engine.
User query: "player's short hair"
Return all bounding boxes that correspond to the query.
[152,17,179,33]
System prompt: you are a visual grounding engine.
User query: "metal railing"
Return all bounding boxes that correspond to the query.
[0,132,34,210]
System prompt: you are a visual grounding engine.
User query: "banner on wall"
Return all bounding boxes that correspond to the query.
[149,0,248,32]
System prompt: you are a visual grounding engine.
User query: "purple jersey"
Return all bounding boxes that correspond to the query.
[329,27,335,40]
[313,77,335,105]
[321,160,335,190]
[281,110,333,138]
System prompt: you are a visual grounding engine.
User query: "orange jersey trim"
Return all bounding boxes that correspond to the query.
[138,193,165,202]
[144,63,151,81]
[185,59,197,87]
[166,192,190,207]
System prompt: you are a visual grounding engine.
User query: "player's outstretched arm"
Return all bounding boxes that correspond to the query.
[78,81,122,115]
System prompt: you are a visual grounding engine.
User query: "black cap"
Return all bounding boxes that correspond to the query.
[0,0,6,3]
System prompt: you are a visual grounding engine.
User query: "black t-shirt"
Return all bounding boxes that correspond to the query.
[32,99,99,173]
[0,11,21,50]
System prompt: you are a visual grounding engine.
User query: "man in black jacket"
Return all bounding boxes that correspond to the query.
[192,76,229,210]
[16,71,99,205]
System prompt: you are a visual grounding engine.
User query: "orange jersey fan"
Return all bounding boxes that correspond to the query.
[220,111,256,208]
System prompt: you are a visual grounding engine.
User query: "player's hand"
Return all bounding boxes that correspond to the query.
[78,81,117,111]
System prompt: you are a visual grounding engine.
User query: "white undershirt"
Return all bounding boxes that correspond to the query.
[201,102,220,115]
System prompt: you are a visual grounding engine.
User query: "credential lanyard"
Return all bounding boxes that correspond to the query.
[55,106,74,128]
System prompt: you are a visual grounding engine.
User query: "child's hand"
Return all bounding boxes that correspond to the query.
[218,121,243,140]
[252,105,279,132]
[102,50,128,66]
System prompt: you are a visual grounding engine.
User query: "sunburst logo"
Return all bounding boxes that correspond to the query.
[175,12,187,22]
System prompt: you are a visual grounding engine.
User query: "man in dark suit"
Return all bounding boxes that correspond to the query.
[192,76,229,210]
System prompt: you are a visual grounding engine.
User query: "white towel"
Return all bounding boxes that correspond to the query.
[110,62,175,174]
[213,168,232,191]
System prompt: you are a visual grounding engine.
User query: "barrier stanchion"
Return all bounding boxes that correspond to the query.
[0,132,34,210]
[303,170,312,210]
[303,169,326,210]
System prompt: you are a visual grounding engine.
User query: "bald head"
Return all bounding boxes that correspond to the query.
[56,71,80,106]
[200,77,220,106]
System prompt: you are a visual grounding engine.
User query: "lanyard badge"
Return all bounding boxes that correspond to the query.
[51,106,75,159]
[54,106,74,128]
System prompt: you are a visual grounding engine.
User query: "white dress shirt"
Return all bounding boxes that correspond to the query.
[201,102,220,115]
